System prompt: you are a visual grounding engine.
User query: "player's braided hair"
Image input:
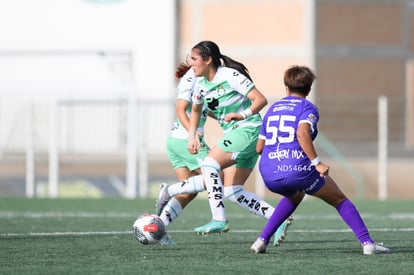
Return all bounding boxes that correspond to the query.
[192,40,252,81]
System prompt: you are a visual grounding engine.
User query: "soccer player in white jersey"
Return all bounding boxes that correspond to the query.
[183,40,291,234]
[157,63,209,245]
[250,65,390,255]
[157,61,291,244]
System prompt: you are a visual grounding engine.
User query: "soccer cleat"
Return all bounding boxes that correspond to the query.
[362,242,390,255]
[251,237,268,254]
[194,220,230,234]
[159,233,176,245]
[155,183,170,216]
[273,216,293,246]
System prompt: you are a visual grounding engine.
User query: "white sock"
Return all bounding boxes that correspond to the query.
[201,157,226,222]
[224,185,274,219]
[167,175,205,197]
[159,197,183,227]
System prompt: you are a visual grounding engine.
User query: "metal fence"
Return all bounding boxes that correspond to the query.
[0,94,413,199]
[0,96,174,198]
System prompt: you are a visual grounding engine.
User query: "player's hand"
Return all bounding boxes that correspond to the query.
[188,135,200,154]
[224,112,243,122]
[315,162,329,177]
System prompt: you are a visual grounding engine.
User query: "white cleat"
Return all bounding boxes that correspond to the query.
[362,242,390,255]
[250,237,268,254]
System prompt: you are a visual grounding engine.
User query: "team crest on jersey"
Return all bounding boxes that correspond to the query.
[216,85,225,96]
[308,113,317,122]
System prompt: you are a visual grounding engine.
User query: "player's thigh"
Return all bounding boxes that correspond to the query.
[312,175,347,207]
[216,127,257,157]
[209,127,258,168]
[207,145,236,169]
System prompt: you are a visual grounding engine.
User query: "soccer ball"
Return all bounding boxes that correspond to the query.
[133,214,166,245]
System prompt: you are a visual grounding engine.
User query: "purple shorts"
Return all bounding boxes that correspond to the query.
[263,168,325,197]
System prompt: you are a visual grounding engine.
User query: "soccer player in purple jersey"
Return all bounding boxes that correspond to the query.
[250,65,390,255]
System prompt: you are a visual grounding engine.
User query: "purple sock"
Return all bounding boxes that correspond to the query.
[336,199,373,244]
[260,197,297,243]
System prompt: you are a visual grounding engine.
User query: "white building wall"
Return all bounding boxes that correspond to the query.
[0,0,176,155]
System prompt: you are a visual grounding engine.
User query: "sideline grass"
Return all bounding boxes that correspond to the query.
[0,197,413,274]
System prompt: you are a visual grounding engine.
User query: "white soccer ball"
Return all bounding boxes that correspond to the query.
[133,214,166,245]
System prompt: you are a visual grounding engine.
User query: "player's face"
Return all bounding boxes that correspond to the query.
[189,49,209,78]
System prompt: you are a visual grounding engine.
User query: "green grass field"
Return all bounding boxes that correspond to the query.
[0,197,413,275]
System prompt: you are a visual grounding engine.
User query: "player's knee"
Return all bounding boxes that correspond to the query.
[201,157,221,171]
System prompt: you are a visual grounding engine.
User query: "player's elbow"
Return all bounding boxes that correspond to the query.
[262,96,268,107]
[256,139,264,154]
[258,96,267,110]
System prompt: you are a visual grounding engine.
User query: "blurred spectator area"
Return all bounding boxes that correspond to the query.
[0,0,413,198]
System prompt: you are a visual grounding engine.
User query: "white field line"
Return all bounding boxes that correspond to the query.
[1,211,413,238]
[0,211,414,220]
[0,211,135,218]
[1,228,414,238]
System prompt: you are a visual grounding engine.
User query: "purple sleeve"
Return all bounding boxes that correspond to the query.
[298,104,319,133]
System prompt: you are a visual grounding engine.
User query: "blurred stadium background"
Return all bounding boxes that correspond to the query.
[0,0,413,200]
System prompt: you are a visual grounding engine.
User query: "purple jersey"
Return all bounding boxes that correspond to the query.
[258,96,319,181]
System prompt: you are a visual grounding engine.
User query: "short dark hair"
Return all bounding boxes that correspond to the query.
[283,65,316,96]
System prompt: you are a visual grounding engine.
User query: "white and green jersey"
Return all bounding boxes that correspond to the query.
[170,69,208,139]
[192,66,262,132]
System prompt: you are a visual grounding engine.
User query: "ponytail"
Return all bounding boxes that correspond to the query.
[220,54,252,81]
[175,62,191,79]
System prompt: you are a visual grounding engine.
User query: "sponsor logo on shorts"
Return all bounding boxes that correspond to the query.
[305,178,320,193]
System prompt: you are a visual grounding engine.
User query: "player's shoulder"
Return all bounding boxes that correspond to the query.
[303,98,318,111]
[181,68,196,83]
[216,66,242,79]
[179,69,203,92]
[216,67,252,91]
